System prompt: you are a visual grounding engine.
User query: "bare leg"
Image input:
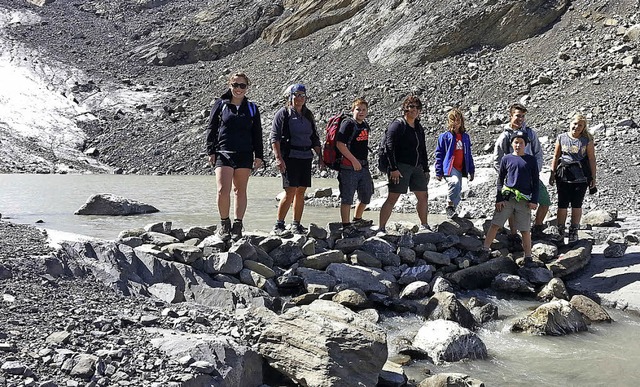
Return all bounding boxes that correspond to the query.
[353,202,367,220]
[521,231,532,257]
[534,205,549,226]
[215,166,234,219]
[483,224,501,249]
[340,204,351,224]
[571,207,583,226]
[414,190,428,225]
[379,192,401,229]
[292,186,307,222]
[557,208,568,229]
[231,168,252,220]
[277,187,297,221]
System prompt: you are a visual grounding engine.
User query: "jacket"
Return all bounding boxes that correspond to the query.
[492,124,542,171]
[205,90,264,160]
[434,131,475,177]
[385,118,429,172]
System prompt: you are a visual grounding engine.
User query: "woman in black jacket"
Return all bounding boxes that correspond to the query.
[205,72,263,241]
[378,95,430,233]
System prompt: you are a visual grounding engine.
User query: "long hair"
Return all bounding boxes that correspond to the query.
[447,108,466,134]
[573,114,593,141]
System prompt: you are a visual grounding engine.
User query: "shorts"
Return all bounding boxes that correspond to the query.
[214,151,253,169]
[490,197,532,232]
[282,157,312,188]
[388,162,428,194]
[556,181,588,209]
[338,167,374,205]
[538,180,551,206]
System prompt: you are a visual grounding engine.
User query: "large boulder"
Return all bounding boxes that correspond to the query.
[570,295,612,323]
[257,300,387,386]
[421,292,476,330]
[75,193,159,215]
[148,328,263,387]
[511,299,588,335]
[326,263,396,295]
[411,319,487,364]
[446,257,519,289]
[547,240,593,278]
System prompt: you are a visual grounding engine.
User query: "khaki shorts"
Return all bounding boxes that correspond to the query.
[490,197,532,232]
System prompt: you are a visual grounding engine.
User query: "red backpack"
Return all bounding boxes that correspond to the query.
[322,113,358,170]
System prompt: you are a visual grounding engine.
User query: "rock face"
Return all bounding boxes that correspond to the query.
[511,299,588,335]
[257,300,387,387]
[74,193,159,215]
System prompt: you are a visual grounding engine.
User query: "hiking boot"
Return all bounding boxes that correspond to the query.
[568,225,579,243]
[375,227,387,237]
[557,225,566,238]
[230,219,243,241]
[351,218,373,228]
[477,246,492,262]
[418,224,432,232]
[291,223,308,235]
[341,224,359,239]
[271,222,288,236]
[217,218,231,241]
[445,206,456,218]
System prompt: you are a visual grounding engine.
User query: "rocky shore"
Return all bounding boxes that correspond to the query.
[2,209,639,386]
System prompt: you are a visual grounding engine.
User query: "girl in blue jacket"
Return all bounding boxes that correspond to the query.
[434,108,475,218]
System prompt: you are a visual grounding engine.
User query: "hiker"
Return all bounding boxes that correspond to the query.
[378,95,430,233]
[492,103,550,242]
[336,97,374,238]
[483,130,539,265]
[434,108,475,218]
[549,114,597,242]
[205,72,264,242]
[270,83,324,235]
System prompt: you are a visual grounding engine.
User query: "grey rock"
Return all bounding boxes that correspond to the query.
[423,250,451,266]
[412,320,487,364]
[326,263,396,295]
[422,292,476,330]
[537,278,569,302]
[160,243,203,264]
[75,193,159,215]
[491,273,535,293]
[446,257,519,290]
[141,231,180,247]
[418,372,486,387]
[511,299,588,335]
[148,282,184,303]
[257,300,387,387]
[547,240,593,278]
[198,252,243,275]
[332,288,369,309]
[400,281,430,300]
[348,249,382,268]
[570,295,612,323]
[269,242,304,267]
[299,250,345,270]
[243,260,276,279]
[297,267,337,294]
[70,354,98,379]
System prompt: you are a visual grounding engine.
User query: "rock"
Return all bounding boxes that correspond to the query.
[570,295,612,323]
[378,360,408,386]
[74,193,159,215]
[422,292,476,330]
[325,263,396,295]
[149,328,263,386]
[332,288,369,309]
[537,278,569,301]
[46,331,71,345]
[418,372,486,387]
[70,354,98,379]
[603,240,627,258]
[511,299,588,335]
[1,360,28,375]
[446,257,519,289]
[160,243,203,264]
[423,250,451,266]
[269,242,304,267]
[411,320,487,364]
[400,265,435,284]
[243,260,276,279]
[547,240,593,278]
[257,300,387,386]
[491,273,535,293]
[467,297,499,324]
[348,249,382,268]
[518,266,554,285]
[431,277,454,293]
[141,232,180,246]
[297,267,337,294]
[436,217,474,236]
[26,0,55,6]
[198,252,243,275]
[582,210,616,226]
[299,250,345,270]
[400,281,431,300]
[148,282,184,303]
[532,242,558,262]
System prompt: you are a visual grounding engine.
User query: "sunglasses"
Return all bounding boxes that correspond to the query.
[293,92,307,98]
[231,83,247,89]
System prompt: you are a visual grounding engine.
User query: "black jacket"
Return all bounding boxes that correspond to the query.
[205,90,264,160]
[385,118,429,172]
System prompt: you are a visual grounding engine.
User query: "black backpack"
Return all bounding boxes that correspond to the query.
[377,118,406,173]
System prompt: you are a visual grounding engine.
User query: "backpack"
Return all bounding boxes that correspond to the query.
[322,113,354,170]
[377,118,406,173]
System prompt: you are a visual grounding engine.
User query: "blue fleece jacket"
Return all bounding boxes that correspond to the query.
[434,131,475,177]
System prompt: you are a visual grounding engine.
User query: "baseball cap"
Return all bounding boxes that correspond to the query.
[510,130,529,145]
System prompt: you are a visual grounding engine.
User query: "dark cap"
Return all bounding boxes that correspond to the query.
[510,130,529,145]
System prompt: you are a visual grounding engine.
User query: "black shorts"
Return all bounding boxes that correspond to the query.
[283,157,312,188]
[214,152,253,169]
[556,181,588,209]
